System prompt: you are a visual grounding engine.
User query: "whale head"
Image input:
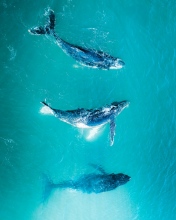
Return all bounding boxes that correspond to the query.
[115,173,131,186]
[111,100,130,114]
[109,58,125,69]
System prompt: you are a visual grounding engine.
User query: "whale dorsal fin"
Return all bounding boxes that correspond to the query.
[110,117,116,146]
[89,164,107,174]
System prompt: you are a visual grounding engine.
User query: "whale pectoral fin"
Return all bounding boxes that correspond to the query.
[89,164,107,174]
[110,118,116,146]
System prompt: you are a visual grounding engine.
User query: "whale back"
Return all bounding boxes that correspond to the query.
[73,172,130,193]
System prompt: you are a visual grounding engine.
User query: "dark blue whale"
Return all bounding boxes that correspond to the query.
[41,100,129,146]
[43,164,131,202]
[28,9,125,70]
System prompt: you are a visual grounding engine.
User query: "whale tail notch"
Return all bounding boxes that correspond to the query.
[28,8,55,35]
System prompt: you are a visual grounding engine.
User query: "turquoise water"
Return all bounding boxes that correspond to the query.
[0,0,176,219]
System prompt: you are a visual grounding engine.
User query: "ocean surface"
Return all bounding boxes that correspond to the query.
[0,0,176,219]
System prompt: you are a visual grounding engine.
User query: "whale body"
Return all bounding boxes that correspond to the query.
[28,9,125,70]
[41,100,129,146]
[43,164,131,202]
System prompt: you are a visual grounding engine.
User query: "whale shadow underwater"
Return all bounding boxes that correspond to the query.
[28,8,125,70]
[43,164,131,202]
[41,100,129,146]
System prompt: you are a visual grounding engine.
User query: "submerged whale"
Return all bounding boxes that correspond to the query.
[28,9,125,70]
[43,164,131,201]
[41,100,129,146]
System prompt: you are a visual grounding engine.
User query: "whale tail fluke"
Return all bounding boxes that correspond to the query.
[41,101,50,108]
[45,9,55,30]
[42,174,54,203]
[28,9,55,35]
[40,101,54,115]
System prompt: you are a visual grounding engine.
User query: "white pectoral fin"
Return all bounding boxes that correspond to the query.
[86,126,101,140]
[110,117,116,146]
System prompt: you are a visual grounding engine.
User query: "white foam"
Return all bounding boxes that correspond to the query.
[8,46,16,60]
[73,64,81,68]
[102,107,111,114]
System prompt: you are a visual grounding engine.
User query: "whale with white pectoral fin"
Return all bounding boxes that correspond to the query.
[41,100,129,146]
[28,9,125,70]
[42,164,131,202]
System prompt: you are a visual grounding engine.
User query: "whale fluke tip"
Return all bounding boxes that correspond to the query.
[29,9,55,36]
[41,101,49,106]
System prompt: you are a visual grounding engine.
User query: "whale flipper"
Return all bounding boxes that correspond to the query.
[89,164,107,174]
[110,117,116,146]
[28,9,55,35]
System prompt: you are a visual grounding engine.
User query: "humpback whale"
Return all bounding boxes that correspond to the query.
[43,164,131,201]
[28,9,125,70]
[41,100,129,146]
